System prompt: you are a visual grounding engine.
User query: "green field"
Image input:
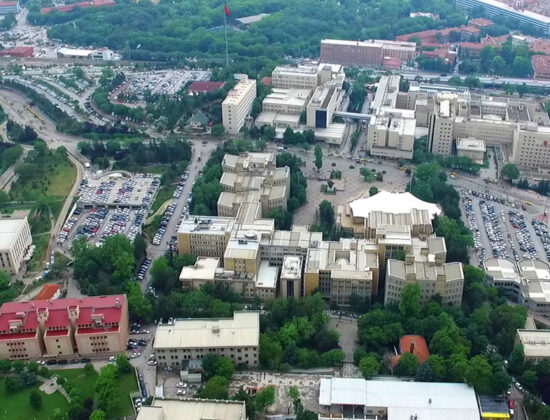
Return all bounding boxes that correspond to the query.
[0,378,69,420]
[150,185,175,214]
[52,368,98,400]
[115,372,139,417]
[45,161,76,197]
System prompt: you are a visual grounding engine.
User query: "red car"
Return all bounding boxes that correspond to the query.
[509,400,515,409]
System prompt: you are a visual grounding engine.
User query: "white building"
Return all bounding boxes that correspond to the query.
[136,399,246,420]
[0,214,32,274]
[318,378,479,420]
[222,76,257,135]
[367,113,416,159]
[261,88,311,115]
[456,137,486,164]
[280,255,303,298]
[516,329,550,363]
[154,311,259,368]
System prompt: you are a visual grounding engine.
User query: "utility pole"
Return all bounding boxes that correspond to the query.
[224,1,229,67]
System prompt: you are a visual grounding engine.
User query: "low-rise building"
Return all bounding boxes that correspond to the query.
[0,46,33,58]
[34,284,61,301]
[0,213,32,274]
[154,311,259,368]
[518,259,550,313]
[318,377,479,420]
[261,88,311,115]
[479,396,511,420]
[456,137,486,164]
[0,295,128,360]
[0,1,19,14]
[391,335,430,368]
[136,398,247,420]
[484,258,522,301]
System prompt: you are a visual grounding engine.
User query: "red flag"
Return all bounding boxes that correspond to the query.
[224,4,230,16]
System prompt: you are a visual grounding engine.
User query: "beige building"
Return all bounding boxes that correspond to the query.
[428,93,458,156]
[137,399,247,420]
[262,88,311,115]
[320,39,417,67]
[367,112,416,159]
[222,75,257,135]
[385,238,464,307]
[0,213,32,274]
[456,137,486,164]
[154,311,259,368]
[271,63,345,90]
[512,125,550,171]
[304,238,379,305]
[0,295,128,360]
[518,259,550,313]
[280,255,303,298]
[516,329,550,363]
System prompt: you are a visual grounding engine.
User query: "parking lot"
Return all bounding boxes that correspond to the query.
[461,189,549,266]
[114,70,211,103]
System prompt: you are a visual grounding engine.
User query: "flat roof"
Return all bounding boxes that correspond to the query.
[256,261,278,289]
[0,218,27,251]
[519,259,550,280]
[154,311,259,350]
[457,137,486,152]
[179,257,220,281]
[484,258,520,282]
[136,399,246,420]
[319,378,479,420]
[349,191,441,220]
[517,329,550,358]
[463,0,550,24]
[281,255,302,280]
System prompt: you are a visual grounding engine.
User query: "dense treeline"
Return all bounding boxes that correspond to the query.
[2,79,133,136]
[460,41,534,78]
[28,0,464,68]
[260,293,344,370]
[356,270,526,395]
[412,136,481,174]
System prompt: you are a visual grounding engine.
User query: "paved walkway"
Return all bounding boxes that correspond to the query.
[38,375,71,402]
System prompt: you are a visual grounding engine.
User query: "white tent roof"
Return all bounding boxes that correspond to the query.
[349,191,441,219]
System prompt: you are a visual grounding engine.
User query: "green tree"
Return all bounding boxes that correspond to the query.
[464,355,493,394]
[0,358,11,372]
[318,200,334,226]
[521,370,537,393]
[426,355,447,381]
[255,385,275,412]
[49,408,65,420]
[369,186,378,196]
[314,145,323,171]
[150,256,177,293]
[12,360,25,373]
[89,410,106,420]
[214,357,235,381]
[415,362,434,382]
[116,353,132,373]
[29,388,42,410]
[359,354,381,379]
[509,344,525,375]
[399,283,421,317]
[502,163,520,180]
[259,334,283,370]
[5,376,19,393]
[211,124,225,137]
[126,281,153,322]
[199,376,229,399]
[394,352,419,377]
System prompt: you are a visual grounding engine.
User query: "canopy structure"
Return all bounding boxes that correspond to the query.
[349,191,441,219]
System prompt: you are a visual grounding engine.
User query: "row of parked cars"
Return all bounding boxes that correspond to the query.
[152,202,177,246]
[463,194,485,265]
[480,200,510,259]
[136,257,152,281]
[532,219,550,261]
[39,357,91,366]
[509,211,538,260]
[58,207,84,245]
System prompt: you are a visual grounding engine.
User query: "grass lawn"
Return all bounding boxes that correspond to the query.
[28,235,49,273]
[45,160,76,197]
[113,372,139,417]
[150,185,175,214]
[52,368,98,400]
[0,378,69,420]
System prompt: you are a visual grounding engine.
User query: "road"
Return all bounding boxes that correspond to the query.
[140,139,218,292]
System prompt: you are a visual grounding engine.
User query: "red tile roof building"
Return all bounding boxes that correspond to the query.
[0,295,128,360]
[260,76,272,86]
[382,57,402,69]
[187,81,226,95]
[529,39,550,55]
[40,0,115,15]
[459,35,509,58]
[421,45,457,64]
[0,1,20,14]
[533,55,550,80]
[396,25,481,45]
[34,284,60,301]
[0,46,34,58]
[392,335,430,368]
[468,18,494,28]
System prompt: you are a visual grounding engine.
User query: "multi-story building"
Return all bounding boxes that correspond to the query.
[456,137,486,164]
[484,258,523,301]
[0,295,128,360]
[0,1,20,14]
[455,0,550,37]
[154,311,259,368]
[512,125,550,170]
[428,93,458,155]
[280,255,303,298]
[304,239,379,305]
[320,39,417,67]
[385,241,464,307]
[0,213,32,274]
[367,112,416,159]
[533,55,550,80]
[261,88,311,115]
[516,329,550,363]
[222,75,257,135]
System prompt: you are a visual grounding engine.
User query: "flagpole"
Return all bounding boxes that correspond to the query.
[224,1,229,67]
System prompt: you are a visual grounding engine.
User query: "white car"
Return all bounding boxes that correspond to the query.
[131,352,141,359]
[177,389,185,395]
[177,382,185,387]
[147,360,157,366]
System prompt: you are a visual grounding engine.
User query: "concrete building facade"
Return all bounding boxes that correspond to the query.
[154,312,259,368]
[320,39,417,67]
[0,214,32,275]
[222,76,257,135]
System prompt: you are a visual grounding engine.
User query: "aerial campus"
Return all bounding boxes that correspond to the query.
[5,0,550,419]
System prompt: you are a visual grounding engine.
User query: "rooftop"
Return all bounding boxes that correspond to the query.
[179,258,220,281]
[392,335,430,368]
[281,255,303,280]
[349,191,441,220]
[256,261,278,289]
[533,55,550,77]
[34,284,60,301]
[136,398,246,420]
[235,13,270,25]
[223,76,256,106]
[484,258,521,282]
[0,217,28,251]
[188,81,225,93]
[518,259,550,281]
[154,311,259,350]
[457,137,486,152]
[517,329,550,358]
[319,378,479,420]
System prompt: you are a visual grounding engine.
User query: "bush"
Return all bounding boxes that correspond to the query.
[30,388,42,410]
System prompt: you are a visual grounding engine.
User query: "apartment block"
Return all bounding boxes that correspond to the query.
[428,93,458,155]
[320,39,417,67]
[0,295,128,360]
[222,75,257,135]
[0,213,32,274]
[154,311,259,368]
[512,125,550,170]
